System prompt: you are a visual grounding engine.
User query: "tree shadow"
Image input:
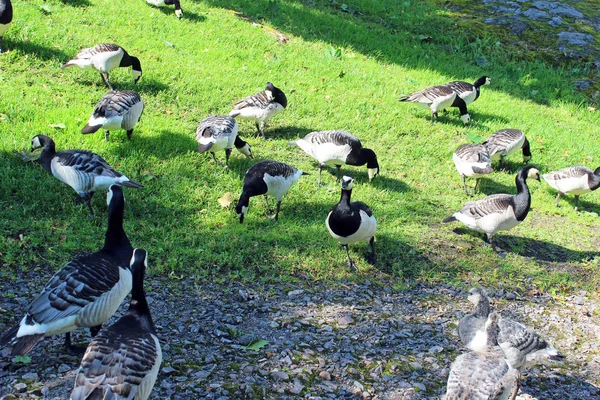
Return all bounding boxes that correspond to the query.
[4,38,70,63]
[265,125,314,141]
[60,0,92,7]
[477,176,517,196]
[135,79,171,96]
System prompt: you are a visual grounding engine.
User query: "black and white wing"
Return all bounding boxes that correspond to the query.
[196,116,236,141]
[94,91,143,119]
[77,44,121,59]
[486,129,523,157]
[399,85,455,104]
[55,150,124,179]
[458,194,514,220]
[303,130,362,148]
[352,201,373,217]
[543,166,591,181]
[231,89,271,111]
[259,160,298,178]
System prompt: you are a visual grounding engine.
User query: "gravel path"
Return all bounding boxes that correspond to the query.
[1,265,599,399]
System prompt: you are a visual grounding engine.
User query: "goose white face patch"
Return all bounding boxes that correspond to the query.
[31,136,42,149]
[237,206,248,219]
[132,70,142,80]
[106,187,115,206]
[527,168,540,180]
[368,168,378,181]
[175,9,183,18]
[341,176,354,190]
[461,113,471,125]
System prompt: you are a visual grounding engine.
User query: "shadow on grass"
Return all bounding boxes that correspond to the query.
[495,235,598,263]
[60,0,91,7]
[5,38,70,63]
[520,374,599,399]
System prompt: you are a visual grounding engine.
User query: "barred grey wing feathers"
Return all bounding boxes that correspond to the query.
[459,194,514,220]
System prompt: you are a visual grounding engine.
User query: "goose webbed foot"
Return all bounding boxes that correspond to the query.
[574,196,580,211]
[343,245,357,271]
[101,72,113,91]
[65,332,87,356]
[126,129,133,140]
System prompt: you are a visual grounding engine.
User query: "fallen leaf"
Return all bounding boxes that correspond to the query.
[218,192,234,208]
[49,123,66,129]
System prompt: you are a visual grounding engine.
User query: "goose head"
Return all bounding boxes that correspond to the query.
[341,175,354,191]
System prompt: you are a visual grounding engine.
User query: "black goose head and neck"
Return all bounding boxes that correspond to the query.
[522,138,532,162]
[165,0,183,18]
[126,248,157,334]
[233,135,253,159]
[590,167,600,190]
[338,176,354,206]
[513,165,540,221]
[468,287,490,318]
[120,52,142,84]
[31,134,56,174]
[346,147,380,181]
[473,76,491,89]
[266,82,287,108]
[104,185,133,261]
[0,0,13,26]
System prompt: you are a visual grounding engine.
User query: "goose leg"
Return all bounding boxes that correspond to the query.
[211,152,224,167]
[574,195,580,211]
[462,175,470,196]
[75,193,95,217]
[100,72,113,91]
[367,237,376,265]
[473,178,480,194]
[260,122,267,140]
[271,200,281,222]
[105,130,110,142]
[224,148,232,169]
[343,244,356,270]
[430,111,437,123]
[126,129,133,140]
[555,192,562,208]
[65,332,87,356]
[264,195,274,216]
[318,165,323,185]
[336,165,342,182]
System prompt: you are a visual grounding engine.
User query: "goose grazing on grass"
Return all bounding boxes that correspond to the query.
[30,135,142,217]
[443,166,540,255]
[542,166,600,210]
[445,313,520,400]
[445,76,491,106]
[61,44,142,91]
[82,90,144,141]
[0,0,12,53]
[0,186,134,356]
[289,130,379,184]
[453,143,493,196]
[326,176,376,270]
[146,0,183,18]
[71,248,162,400]
[235,160,306,223]
[459,287,564,371]
[486,129,531,168]
[399,84,470,125]
[229,82,287,139]
[196,116,253,169]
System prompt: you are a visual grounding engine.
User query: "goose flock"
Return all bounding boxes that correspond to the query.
[0,0,594,398]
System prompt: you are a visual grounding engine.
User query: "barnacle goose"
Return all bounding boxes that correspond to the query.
[146,0,183,18]
[0,0,12,53]
[82,90,144,141]
[0,186,134,356]
[399,84,470,125]
[459,287,564,370]
[445,313,520,400]
[229,82,287,139]
[326,176,376,270]
[289,130,379,184]
[61,44,142,90]
[542,166,600,210]
[235,160,306,223]
[443,166,540,254]
[453,143,493,196]
[30,135,142,216]
[445,76,491,106]
[71,248,162,400]
[486,129,531,168]
[196,116,253,168]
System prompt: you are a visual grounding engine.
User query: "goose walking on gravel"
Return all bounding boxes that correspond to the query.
[196,116,253,168]
[443,166,540,255]
[542,166,600,210]
[61,44,142,90]
[289,130,379,184]
[30,135,142,216]
[399,84,470,125]
[445,76,491,106]
[71,248,162,400]
[235,160,306,223]
[82,90,144,141]
[229,82,287,139]
[453,143,493,196]
[0,0,12,53]
[146,0,183,18]
[326,176,376,270]
[486,129,531,169]
[0,186,134,356]
[445,313,520,400]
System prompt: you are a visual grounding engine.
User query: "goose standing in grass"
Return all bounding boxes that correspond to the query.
[399,84,470,125]
[0,186,134,356]
[0,0,12,53]
[443,166,540,255]
[229,82,287,139]
[459,287,564,370]
[235,160,306,223]
[542,166,600,210]
[30,135,142,216]
[146,0,183,18]
[289,130,379,184]
[196,116,253,169]
[82,90,144,141]
[71,248,162,400]
[445,76,491,106]
[486,129,531,168]
[445,313,520,400]
[61,44,142,90]
[453,143,493,196]
[326,176,376,270]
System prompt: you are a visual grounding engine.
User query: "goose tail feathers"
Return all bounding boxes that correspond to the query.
[11,333,45,356]
[472,166,493,175]
[443,215,457,223]
[287,141,299,147]
[60,61,75,69]
[121,180,143,189]
[398,94,410,102]
[0,324,19,346]
[81,124,103,134]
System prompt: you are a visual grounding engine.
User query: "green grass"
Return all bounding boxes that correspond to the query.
[1,0,599,293]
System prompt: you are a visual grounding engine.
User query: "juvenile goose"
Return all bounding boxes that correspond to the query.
[542,166,600,210]
[235,160,306,223]
[146,0,183,18]
[196,116,253,168]
[445,313,520,400]
[443,166,540,253]
[326,176,376,270]
[0,186,134,356]
[399,84,470,125]
[486,129,531,168]
[229,82,287,139]
[289,130,379,184]
[453,143,493,196]
[30,135,142,216]
[71,248,162,400]
[459,287,564,371]
[82,90,144,141]
[445,76,491,105]
[0,0,12,53]
[61,44,142,90]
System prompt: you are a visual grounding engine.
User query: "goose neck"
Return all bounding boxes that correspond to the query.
[513,171,532,221]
